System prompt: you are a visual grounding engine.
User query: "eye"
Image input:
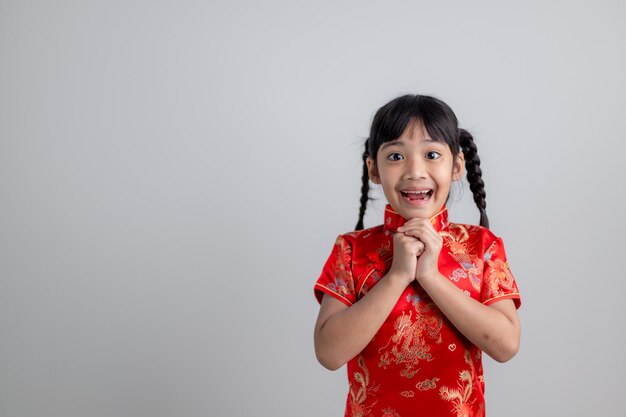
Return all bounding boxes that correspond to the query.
[386,152,404,161]
[425,151,441,160]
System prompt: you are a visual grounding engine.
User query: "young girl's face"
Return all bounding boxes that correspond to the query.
[366,119,464,221]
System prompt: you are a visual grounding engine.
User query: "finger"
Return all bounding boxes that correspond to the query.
[398,226,436,248]
[397,224,429,236]
[417,240,426,254]
[394,233,425,255]
[399,217,428,226]
[400,228,425,240]
[402,222,439,238]
[393,233,414,247]
[395,230,422,240]
[397,235,422,251]
[413,241,426,256]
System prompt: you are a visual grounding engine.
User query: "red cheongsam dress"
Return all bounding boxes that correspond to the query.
[314,204,521,417]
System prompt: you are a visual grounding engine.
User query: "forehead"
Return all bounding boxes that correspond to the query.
[380,134,444,151]
[380,119,443,150]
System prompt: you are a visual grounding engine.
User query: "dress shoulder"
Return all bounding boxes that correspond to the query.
[443,222,521,309]
[337,224,386,245]
[444,221,504,246]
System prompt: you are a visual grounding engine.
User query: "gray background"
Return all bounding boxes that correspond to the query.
[1,1,625,416]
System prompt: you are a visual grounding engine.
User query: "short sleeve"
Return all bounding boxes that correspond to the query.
[480,236,521,309]
[314,235,357,306]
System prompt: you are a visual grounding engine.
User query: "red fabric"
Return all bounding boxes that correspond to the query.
[314,204,521,417]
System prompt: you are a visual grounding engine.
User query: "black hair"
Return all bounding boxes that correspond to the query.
[355,94,489,230]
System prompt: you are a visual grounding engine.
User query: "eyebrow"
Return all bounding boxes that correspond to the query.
[380,138,437,150]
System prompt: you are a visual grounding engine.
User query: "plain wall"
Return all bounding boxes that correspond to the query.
[1,1,625,416]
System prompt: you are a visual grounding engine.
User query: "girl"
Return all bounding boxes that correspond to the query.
[313,94,521,417]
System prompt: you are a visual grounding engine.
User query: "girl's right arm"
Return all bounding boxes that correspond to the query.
[313,233,423,370]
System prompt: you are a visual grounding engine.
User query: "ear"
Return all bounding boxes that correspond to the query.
[452,152,464,181]
[366,156,381,184]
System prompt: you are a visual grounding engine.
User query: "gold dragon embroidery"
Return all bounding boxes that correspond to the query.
[328,236,356,300]
[483,240,516,300]
[377,293,443,379]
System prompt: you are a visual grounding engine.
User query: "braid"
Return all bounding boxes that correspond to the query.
[355,143,370,231]
[459,128,489,228]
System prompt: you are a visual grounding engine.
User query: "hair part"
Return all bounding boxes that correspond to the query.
[355,94,489,230]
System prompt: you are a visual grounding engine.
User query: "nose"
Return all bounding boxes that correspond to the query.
[401,156,427,180]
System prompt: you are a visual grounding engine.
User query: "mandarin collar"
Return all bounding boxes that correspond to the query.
[383,204,449,234]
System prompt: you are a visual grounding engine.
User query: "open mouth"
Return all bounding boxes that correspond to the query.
[400,189,433,203]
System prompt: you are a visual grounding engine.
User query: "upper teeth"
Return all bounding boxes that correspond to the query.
[404,190,429,194]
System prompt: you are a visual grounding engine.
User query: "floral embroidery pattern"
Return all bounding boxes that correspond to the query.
[360,241,392,296]
[366,241,392,271]
[441,225,482,291]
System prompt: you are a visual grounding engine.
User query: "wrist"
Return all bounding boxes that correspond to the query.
[416,270,444,286]
[386,269,414,288]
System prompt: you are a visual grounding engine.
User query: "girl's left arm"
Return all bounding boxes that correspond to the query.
[398,220,521,363]
[417,274,520,362]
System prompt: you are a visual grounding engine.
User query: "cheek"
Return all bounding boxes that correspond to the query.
[379,176,399,197]
[381,171,400,187]
[434,170,455,191]
[381,178,395,193]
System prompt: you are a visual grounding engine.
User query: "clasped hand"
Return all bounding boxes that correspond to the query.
[389,219,443,286]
